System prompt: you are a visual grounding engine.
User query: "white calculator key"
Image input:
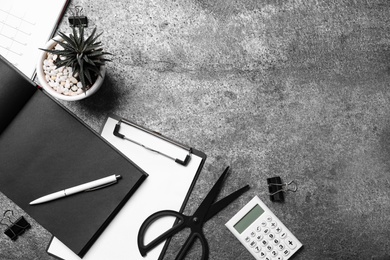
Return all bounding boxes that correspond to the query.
[285,238,297,250]
[282,248,290,256]
[225,196,303,260]
[256,234,263,241]
[267,233,275,240]
[262,228,270,235]
[277,243,285,251]
[250,241,257,248]
[275,226,282,234]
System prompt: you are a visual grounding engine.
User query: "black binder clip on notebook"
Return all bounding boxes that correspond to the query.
[1,210,31,241]
[113,118,192,166]
[267,176,297,202]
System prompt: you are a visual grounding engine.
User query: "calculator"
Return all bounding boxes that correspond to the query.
[225,196,302,260]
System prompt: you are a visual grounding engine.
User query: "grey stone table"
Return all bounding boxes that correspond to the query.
[2,0,390,259]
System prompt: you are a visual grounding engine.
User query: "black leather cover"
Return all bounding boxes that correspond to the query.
[0,55,148,257]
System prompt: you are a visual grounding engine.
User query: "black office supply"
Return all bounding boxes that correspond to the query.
[0,55,148,257]
[68,6,88,27]
[267,177,297,202]
[69,16,88,27]
[114,118,192,166]
[137,166,250,260]
[1,210,31,241]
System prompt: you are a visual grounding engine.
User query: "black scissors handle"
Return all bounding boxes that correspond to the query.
[138,210,187,256]
[175,227,209,260]
[137,210,209,260]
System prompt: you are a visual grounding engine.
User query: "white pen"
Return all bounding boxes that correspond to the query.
[30,174,122,205]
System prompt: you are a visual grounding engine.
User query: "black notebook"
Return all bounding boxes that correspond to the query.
[0,55,148,257]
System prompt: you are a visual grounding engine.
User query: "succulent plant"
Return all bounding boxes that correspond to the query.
[41,26,111,91]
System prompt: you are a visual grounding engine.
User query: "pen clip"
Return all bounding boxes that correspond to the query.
[85,180,118,192]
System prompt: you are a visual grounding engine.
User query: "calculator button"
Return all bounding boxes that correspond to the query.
[277,243,285,251]
[259,251,266,258]
[270,250,278,257]
[267,233,275,240]
[265,244,273,251]
[280,232,287,239]
[260,221,267,227]
[272,238,280,245]
[270,221,277,228]
[245,236,251,243]
[256,234,263,241]
[282,248,290,256]
[260,239,268,246]
[275,227,282,234]
[266,216,272,222]
[250,231,256,237]
[253,246,261,253]
[249,240,257,248]
[256,226,262,232]
[262,228,270,235]
[265,257,271,260]
[285,238,297,249]
[276,256,284,260]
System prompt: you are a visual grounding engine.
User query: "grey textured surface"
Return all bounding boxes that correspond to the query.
[2,0,390,259]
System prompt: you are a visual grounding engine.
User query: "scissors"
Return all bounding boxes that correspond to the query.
[137,166,250,260]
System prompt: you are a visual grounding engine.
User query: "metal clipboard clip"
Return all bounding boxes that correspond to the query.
[1,210,31,241]
[113,119,192,166]
[267,176,297,202]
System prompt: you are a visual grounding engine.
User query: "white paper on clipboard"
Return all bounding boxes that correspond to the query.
[47,115,206,260]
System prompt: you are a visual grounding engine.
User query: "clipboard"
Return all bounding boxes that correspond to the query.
[47,114,207,260]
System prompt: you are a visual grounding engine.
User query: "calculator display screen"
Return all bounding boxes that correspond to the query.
[233,204,264,234]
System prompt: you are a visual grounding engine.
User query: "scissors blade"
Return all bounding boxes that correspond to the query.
[205,184,250,222]
[192,166,230,221]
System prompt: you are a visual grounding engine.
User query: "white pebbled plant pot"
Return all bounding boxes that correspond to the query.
[36,35,106,101]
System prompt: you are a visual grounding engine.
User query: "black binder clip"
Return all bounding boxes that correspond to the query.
[68,6,88,27]
[1,210,31,241]
[267,176,297,202]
